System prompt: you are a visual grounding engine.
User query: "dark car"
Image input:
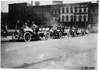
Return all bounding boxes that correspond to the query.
[50,27,68,38]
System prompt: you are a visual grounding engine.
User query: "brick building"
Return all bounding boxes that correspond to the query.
[8,3,31,29]
[8,1,99,29]
[88,2,99,25]
[26,4,60,28]
[1,12,8,23]
[1,12,9,29]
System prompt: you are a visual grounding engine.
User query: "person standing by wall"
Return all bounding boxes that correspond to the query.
[3,23,8,37]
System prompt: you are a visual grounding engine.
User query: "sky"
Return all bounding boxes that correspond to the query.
[1,0,98,12]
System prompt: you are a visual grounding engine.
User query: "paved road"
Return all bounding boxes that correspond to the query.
[1,34,97,69]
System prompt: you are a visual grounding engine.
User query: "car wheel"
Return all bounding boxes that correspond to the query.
[45,33,49,40]
[59,32,62,38]
[23,32,32,42]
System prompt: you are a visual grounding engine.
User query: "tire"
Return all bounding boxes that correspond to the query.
[45,33,49,40]
[59,32,62,38]
[23,32,32,42]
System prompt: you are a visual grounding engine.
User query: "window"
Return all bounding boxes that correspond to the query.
[66,8,68,13]
[71,15,74,21]
[79,8,82,13]
[75,8,77,13]
[62,16,64,22]
[79,15,81,21]
[84,8,86,12]
[66,15,68,22]
[70,7,73,13]
[84,8,88,12]
[83,14,88,22]
[74,15,76,21]
[62,8,64,13]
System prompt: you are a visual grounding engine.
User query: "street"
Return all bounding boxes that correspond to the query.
[1,33,97,69]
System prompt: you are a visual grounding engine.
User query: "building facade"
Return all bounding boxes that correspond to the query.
[26,4,60,28]
[8,2,99,29]
[1,12,8,23]
[9,3,31,29]
[1,12,9,29]
[88,3,98,25]
[60,2,89,28]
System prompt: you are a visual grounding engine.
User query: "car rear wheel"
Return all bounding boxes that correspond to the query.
[23,32,32,42]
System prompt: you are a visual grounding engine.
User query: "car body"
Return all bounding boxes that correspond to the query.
[12,26,49,42]
[50,27,68,38]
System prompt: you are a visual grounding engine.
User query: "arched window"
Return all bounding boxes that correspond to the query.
[79,8,81,13]
[75,8,77,13]
[70,7,73,13]
[62,16,64,22]
[66,8,68,13]
[71,15,73,22]
[62,8,64,13]
[66,15,68,22]
[74,15,76,21]
[79,15,81,22]
[84,8,87,12]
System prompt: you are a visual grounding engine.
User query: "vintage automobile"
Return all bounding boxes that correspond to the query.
[81,29,89,36]
[75,28,82,37]
[12,26,50,42]
[70,28,89,37]
[50,27,67,38]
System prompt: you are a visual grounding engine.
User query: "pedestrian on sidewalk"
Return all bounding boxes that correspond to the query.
[3,23,8,37]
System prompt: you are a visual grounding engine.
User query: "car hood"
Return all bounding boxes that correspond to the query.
[23,27,33,32]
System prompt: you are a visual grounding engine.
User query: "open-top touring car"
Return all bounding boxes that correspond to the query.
[50,27,68,38]
[12,25,50,42]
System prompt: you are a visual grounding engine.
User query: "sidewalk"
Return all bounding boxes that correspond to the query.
[1,36,12,42]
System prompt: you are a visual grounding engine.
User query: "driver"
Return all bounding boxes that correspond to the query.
[31,22,37,29]
[22,23,28,29]
[31,22,38,34]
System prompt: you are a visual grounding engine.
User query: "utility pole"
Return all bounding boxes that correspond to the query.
[74,15,76,28]
[84,15,86,29]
